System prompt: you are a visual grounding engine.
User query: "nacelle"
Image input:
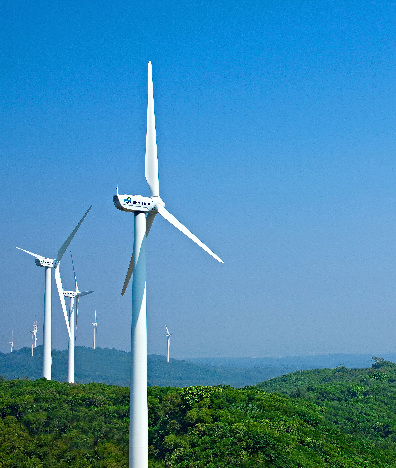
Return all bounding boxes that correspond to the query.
[113,194,155,213]
[64,291,78,298]
[35,258,55,268]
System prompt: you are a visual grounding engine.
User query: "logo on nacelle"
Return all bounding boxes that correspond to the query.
[113,194,153,213]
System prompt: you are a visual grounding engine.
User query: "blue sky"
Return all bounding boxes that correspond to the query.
[2,1,396,358]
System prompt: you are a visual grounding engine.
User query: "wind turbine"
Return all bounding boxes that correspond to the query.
[113,62,223,468]
[31,321,38,356]
[16,206,91,380]
[56,252,93,383]
[165,325,171,363]
[92,310,98,350]
[9,331,14,353]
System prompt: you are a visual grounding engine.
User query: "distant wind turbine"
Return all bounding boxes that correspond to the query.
[16,206,91,380]
[165,326,171,363]
[31,321,37,356]
[92,310,98,350]
[56,252,93,384]
[113,62,223,467]
[9,331,14,353]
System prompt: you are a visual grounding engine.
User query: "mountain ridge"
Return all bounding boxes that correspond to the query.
[1,346,394,387]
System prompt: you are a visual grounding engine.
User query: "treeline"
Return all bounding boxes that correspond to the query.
[1,359,396,466]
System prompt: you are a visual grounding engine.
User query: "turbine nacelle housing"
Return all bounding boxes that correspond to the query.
[63,291,79,298]
[35,258,55,268]
[113,194,164,213]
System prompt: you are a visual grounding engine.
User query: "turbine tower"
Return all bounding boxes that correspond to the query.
[16,206,91,380]
[92,310,98,350]
[113,62,223,468]
[31,321,38,356]
[165,325,171,363]
[56,253,93,384]
[9,331,14,353]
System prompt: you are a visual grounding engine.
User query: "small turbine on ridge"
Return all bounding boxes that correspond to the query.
[31,321,38,356]
[92,310,98,350]
[9,331,14,353]
[165,325,171,363]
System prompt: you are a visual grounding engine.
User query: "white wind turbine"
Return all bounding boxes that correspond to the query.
[9,331,14,353]
[92,310,98,350]
[31,321,38,356]
[113,62,223,468]
[165,325,171,363]
[56,253,93,383]
[16,206,91,380]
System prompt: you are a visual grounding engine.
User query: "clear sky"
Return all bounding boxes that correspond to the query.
[2,1,396,358]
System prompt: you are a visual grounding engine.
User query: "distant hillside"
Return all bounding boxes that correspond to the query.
[187,353,382,369]
[2,347,395,388]
[1,347,284,387]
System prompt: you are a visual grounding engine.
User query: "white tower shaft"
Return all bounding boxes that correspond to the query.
[43,266,52,379]
[68,296,75,383]
[130,212,148,468]
[93,310,97,350]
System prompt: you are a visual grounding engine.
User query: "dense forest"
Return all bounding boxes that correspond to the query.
[1,358,396,466]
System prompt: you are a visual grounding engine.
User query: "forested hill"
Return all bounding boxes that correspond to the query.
[2,346,393,387]
[255,358,396,447]
[1,374,396,466]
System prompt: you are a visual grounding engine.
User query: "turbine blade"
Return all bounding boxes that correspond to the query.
[70,252,78,291]
[145,61,159,197]
[75,298,78,330]
[55,205,92,264]
[16,247,46,261]
[54,265,71,339]
[157,205,223,263]
[77,290,93,298]
[121,253,134,296]
[121,212,155,295]
[146,211,157,236]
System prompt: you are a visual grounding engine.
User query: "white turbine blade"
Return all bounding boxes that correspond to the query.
[146,211,157,235]
[16,247,46,261]
[70,252,78,291]
[121,254,134,296]
[77,290,93,298]
[75,298,78,330]
[121,213,155,295]
[145,61,159,197]
[157,205,223,263]
[54,265,71,339]
[56,205,92,264]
